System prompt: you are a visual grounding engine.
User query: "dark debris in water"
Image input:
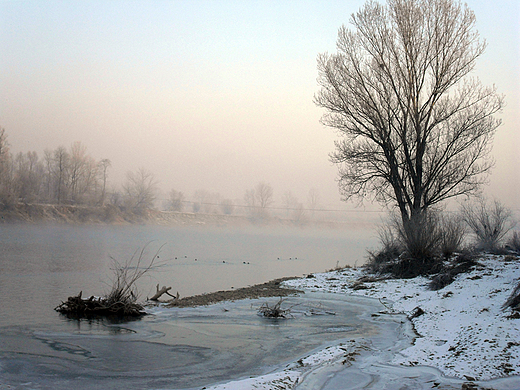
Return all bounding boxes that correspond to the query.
[55,291,146,319]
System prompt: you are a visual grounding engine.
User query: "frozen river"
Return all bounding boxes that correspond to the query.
[1,292,396,389]
[0,223,381,389]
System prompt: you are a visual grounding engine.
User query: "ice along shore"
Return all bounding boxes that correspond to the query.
[202,254,520,390]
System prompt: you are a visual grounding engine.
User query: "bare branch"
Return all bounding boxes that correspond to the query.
[315,0,503,225]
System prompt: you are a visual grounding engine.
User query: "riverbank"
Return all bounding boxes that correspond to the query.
[0,203,369,229]
[0,203,249,225]
[202,254,520,389]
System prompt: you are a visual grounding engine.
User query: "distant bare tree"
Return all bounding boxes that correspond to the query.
[282,191,297,218]
[52,146,70,204]
[255,182,274,209]
[193,190,221,213]
[292,203,306,224]
[244,189,256,209]
[307,188,321,218]
[244,182,274,219]
[14,151,44,204]
[69,142,87,203]
[220,199,234,215]
[315,0,503,241]
[167,189,185,212]
[0,128,15,208]
[98,159,111,206]
[0,128,9,175]
[281,191,306,223]
[123,168,158,212]
[69,142,100,205]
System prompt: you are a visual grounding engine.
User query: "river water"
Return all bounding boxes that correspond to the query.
[3,223,517,389]
[0,222,382,389]
[0,223,376,328]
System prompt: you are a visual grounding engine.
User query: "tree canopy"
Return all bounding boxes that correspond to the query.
[315,0,503,226]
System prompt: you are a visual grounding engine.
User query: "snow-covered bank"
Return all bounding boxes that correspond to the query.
[205,254,520,389]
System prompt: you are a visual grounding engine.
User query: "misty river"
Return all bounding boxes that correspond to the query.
[0,222,381,389]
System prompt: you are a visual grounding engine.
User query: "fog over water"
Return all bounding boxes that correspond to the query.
[0,223,376,327]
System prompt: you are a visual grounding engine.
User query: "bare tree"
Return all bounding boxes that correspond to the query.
[307,188,321,219]
[14,151,44,204]
[42,149,54,202]
[52,146,70,204]
[315,0,503,233]
[69,142,87,203]
[282,191,298,218]
[0,128,9,175]
[98,159,111,206]
[0,128,15,207]
[281,191,305,222]
[244,182,274,219]
[193,189,220,213]
[67,142,100,205]
[123,168,158,212]
[244,189,256,209]
[255,182,274,210]
[167,189,185,212]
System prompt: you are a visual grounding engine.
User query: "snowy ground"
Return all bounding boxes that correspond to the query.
[204,254,520,390]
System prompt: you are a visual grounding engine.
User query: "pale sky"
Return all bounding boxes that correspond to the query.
[1,0,519,212]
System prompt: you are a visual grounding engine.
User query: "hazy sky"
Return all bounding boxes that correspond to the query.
[1,0,518,211]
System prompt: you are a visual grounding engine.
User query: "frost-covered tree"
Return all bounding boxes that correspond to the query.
[315,0,503,235]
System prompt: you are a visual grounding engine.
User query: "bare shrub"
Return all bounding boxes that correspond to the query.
[219,199,234,215]
[429,273,455,291]
[428,251,479,290]
[462,199,516,252]
[366,223,402,274]
[372,211,442,278]
[369,210,466,278]
[258,297,292,318]
[106,244,162,306]
[503,280,520,314]
[506,231,520,254]
[385,256,444,279]
[439,214,466,257]
[55,244,162,318]
[397,212,442,261]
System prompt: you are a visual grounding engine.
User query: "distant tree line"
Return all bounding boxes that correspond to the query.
[0,127,165,216]
[0,127,325,222]
[0,128,109,208]
[165,182,324,223]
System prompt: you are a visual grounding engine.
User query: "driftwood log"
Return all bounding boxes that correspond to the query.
[150,284,178,301]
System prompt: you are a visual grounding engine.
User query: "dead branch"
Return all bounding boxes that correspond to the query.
[258,297,292,318]
[150,284,176,301]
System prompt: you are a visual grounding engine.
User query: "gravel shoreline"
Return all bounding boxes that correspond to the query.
[165,277,303,307]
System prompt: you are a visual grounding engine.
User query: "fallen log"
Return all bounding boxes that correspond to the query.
[150,284,177,301]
